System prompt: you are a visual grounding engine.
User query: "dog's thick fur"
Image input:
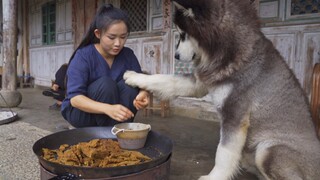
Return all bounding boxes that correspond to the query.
[124,0,320,179]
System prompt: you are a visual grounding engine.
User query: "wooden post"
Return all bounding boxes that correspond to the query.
[22,0,30,81]
[0,0,22,107]
[2,0,17,91]
[72,0,98,50]
[163,0,171,30]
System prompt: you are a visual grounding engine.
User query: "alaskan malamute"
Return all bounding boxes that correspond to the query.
[124,0,320,179]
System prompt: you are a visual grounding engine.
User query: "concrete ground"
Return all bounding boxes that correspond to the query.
[0,88,258,180]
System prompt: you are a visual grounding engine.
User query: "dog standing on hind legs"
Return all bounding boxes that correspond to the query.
[124,0,320,179]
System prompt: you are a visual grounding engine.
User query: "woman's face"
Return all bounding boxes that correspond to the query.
[94,21,128,57]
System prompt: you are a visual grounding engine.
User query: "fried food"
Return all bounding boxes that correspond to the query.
[42,139,151,167]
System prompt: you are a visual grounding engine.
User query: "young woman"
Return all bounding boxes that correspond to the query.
[61,4,149,127]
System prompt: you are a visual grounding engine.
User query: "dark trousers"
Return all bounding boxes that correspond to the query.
[42,89,65,102]
[54,89,65,101]
[63,76,139,127]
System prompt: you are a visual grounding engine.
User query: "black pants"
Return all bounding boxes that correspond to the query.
[53,89,65,101]
[42,89,65,102]
[62,76,139,127]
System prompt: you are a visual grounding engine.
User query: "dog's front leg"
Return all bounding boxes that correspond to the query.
[124,71,208,99]
[199,110,250,180]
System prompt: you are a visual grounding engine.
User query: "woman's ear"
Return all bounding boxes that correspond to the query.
[94,29,101,39]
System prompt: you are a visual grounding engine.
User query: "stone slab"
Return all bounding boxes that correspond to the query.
[0,121,50,180]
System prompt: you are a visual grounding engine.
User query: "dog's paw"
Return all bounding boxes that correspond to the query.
[123,70,138,80]
[123,71,146,88]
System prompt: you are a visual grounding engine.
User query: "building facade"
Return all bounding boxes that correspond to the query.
[1,0,319,119]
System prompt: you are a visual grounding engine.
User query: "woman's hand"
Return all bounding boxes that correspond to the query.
[71,95,134,122]
[107,104,134,122]
[133,90,150,110]
[51,84,59,91]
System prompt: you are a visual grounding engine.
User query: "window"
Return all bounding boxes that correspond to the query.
[120,0,148,32]
[42,1,56,45]
[259,0,320,26]
[291,0,320,15]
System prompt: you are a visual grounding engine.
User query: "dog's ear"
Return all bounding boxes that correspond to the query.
[172,1,185,11]
[172,1,194,18]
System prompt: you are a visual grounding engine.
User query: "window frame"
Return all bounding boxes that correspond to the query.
[286,0,320,21]
[259,0,320,27]
[42,1,56,45]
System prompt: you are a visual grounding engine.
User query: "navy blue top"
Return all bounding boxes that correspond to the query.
[61,44,142,112]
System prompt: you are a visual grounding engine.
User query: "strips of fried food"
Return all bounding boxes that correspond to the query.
[42,139,151,167]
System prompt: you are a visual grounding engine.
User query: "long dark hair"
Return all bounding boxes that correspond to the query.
[64,4,130,96]
[68,4,130,63]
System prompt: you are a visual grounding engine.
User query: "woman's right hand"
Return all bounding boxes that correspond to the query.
[106,104,134,122]
[71,95,134,122]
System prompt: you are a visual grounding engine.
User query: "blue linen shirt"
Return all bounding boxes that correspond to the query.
[61,44,142,112]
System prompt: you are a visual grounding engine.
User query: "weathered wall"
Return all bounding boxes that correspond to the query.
[262,24,320,99]
[23,0,320,121]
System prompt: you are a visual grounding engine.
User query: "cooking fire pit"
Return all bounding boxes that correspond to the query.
[33,127,173,179]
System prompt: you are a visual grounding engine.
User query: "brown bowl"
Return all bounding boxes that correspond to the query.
[111,123,151,150]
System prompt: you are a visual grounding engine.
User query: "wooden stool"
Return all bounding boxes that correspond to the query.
[19,75,34,88]
[144,93,170,117]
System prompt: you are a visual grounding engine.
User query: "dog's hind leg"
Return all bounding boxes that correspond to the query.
[199,110,251,180]
[255,144,304,180]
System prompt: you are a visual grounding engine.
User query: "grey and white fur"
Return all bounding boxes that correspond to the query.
[124,0,320,179]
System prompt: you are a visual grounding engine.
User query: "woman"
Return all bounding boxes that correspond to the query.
[61,4,149,127]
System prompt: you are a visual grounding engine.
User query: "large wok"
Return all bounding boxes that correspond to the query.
[33,127,173,178]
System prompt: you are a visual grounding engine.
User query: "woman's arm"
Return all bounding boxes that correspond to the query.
[71,95,134,122]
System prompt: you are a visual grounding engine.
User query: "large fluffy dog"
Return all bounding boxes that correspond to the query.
[124,0,320,179]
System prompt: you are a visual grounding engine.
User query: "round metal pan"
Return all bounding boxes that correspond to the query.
[33,127,173,178]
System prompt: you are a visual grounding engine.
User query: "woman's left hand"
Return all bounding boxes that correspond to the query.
[134,90,149,110]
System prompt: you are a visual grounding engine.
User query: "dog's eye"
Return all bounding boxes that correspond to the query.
[176,39,180,49]
[180,32,186,41]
